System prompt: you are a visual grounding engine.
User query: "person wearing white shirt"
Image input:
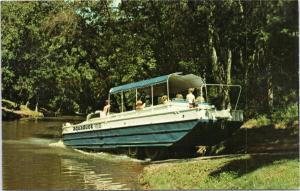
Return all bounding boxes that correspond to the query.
[186,88,195,108]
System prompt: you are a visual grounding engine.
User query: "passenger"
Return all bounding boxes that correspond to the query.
[145,95,151,107]
[161,95,169,104]
[186,88,195,108]
[136,100,145,110]
[174,93,184,101]
[103,100,110,116]
[176,93,183,99]
[196,96,205,103]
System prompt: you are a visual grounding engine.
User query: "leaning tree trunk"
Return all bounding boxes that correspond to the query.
[223,49,232,109]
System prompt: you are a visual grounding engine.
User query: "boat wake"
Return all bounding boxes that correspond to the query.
[74,149,142,162]
[3,137,54,146]
[48,139,142,162]
[48,139,67,148]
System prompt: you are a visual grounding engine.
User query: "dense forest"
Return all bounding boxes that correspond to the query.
[1,0,298,119]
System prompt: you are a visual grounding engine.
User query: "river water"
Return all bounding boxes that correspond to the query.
[2,118,144,190]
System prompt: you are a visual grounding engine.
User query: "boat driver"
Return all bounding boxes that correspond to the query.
[103,100,110,116]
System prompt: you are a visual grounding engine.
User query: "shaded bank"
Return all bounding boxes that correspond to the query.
[204,121,299,155]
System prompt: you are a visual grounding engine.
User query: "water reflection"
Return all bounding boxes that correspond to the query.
[61,158,127,190]
[2,119,144,190]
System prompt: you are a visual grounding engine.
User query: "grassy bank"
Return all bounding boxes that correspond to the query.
[139,111,299,189]
[139,153,299,189]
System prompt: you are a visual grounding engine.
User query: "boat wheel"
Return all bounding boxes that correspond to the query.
[127,147,144,159]
[144,147,165,161]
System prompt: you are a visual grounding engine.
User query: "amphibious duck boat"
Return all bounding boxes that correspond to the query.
[62,73,243,160]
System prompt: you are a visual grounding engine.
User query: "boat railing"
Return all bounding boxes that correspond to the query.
[200,83,242,110]
[230,110,243,121]
[104,104,170,121]
[76,100,234,126]
[105,101,214,121]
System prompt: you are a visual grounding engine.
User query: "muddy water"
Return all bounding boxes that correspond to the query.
[2,118,144,190]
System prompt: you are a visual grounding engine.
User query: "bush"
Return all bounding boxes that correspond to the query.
[271,103,298,125]
[256,115,272,126]
[242,115,271,128]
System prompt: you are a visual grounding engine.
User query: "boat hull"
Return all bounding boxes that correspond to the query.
[62,119,241,150]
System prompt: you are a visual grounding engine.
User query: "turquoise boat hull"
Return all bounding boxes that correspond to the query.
[62,119,241,150]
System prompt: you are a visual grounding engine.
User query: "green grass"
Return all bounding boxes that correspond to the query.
[139,154,299,189]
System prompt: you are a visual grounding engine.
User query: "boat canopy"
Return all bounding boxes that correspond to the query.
[109,73,205,94]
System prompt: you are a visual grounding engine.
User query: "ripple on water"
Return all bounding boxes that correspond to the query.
[60,158,131,190]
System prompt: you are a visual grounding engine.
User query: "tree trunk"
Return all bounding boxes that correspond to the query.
[224,49,232,109]
[207,4,219,83]
[240,49,248,110]
[266,61,273,113]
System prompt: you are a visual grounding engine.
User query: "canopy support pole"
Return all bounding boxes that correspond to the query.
[135,89,137,103]
[151,85,154,107]
[167,79,170,101]
[108,94,111,116]
[121,91,124,113]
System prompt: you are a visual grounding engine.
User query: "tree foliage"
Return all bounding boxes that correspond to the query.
[1,0,298,117]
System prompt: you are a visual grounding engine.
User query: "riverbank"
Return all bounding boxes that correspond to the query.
[138,119,299,189]
[2,99,44,120]
[139,152,299,189]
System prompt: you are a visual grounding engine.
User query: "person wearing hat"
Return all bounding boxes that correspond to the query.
[135,100,145,110]
[186,88,195,108]
[161,95,169,104]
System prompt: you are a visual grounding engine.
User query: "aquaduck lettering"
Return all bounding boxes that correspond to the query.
[73,124,93,131]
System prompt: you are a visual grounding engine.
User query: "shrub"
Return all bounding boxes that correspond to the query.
[271,103,298,125]
[242,115,271,128]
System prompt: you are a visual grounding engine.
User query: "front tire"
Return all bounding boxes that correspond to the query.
[144,147,166,161]
[127,147,144,159]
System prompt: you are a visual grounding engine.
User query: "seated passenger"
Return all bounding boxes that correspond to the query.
[173,93,184,101]
[145,95,151,107]
[136,100,145,110]
[176,93,183,99]
[161,95,169,104]
[196,96,205,103]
